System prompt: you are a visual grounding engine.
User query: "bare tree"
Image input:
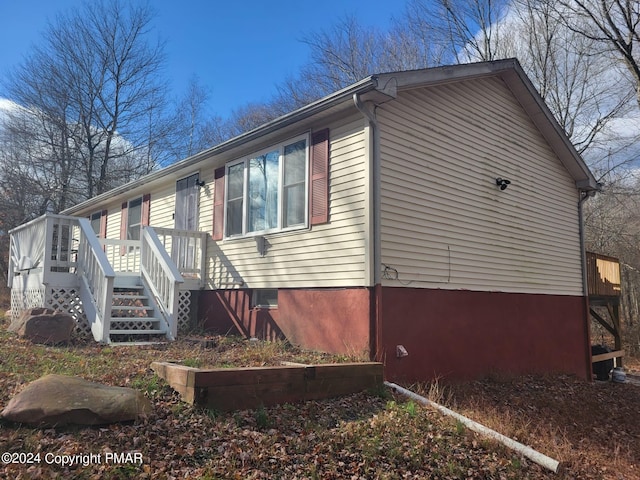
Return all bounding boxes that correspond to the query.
[584,173,640,353]
[405,0,512,62]
[272,14,446,114]
[554,0,640,104]
[165,76,220,159]
[502,1,635,158]
[1,0,168,207]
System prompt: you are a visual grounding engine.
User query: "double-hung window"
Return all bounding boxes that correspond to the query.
[90,211,102,236]
[225,135,308,237]
[127,197,143,241]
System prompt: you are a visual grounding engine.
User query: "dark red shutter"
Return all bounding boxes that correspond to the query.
[141,193,151,226]
[99,210,108,239]
[212,167,225,240]
[310,129,329,225]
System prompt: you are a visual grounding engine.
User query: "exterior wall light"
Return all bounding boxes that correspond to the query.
[496,178,511,190]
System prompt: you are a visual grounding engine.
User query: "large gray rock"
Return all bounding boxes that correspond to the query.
[8,307,75,345]
[1,374,153,426]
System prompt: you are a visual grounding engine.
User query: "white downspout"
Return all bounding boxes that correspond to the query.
[578,189,596,297]
[578,187,598,378]
[354,93,383,362]
[353,93,381,286]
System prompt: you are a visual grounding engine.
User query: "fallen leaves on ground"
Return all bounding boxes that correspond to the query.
[0,330,638,479]
[444,360,640,480]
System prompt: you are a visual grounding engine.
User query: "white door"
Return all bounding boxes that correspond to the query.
[174,173,200,271]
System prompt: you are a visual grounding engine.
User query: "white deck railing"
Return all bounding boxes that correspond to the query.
[100,229,206,284]
[8,213,81,286]
[76,218,115,343]
[140,227,184,340]
[101,239,141,274]
[153,227,207,282]
[9,214,206,343]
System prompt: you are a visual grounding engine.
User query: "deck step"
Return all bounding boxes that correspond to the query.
[111,305,152,311]
[113,294,149,300]
[109,329,166,335]
[108,274,170,343]
[110,316,160,323]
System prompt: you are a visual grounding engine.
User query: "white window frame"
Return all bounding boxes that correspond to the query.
[90,211,102,236]
[224,134,309,239]
[251,289,278,309]
[127,196,143,241]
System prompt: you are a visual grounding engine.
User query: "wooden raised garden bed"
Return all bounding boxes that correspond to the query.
[151,361,384,411]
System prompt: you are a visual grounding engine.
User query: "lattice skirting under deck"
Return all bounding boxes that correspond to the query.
[46,288,92,337]
[11,286,92,337]
[11,286,193,338]
[10,287,46,321]
[177,290,191,332]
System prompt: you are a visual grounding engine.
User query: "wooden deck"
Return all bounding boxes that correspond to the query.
[586,252,624,367]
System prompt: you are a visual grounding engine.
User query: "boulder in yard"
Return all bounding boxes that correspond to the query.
[8,307,75,345]
[1,374,152,427]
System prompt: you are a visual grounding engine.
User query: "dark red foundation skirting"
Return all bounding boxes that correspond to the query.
[198,288,371,357]
[378,287,591,383]
[198,287,590,383]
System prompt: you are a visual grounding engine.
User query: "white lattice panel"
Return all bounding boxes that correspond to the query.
[110,320,155,331]
[178,290,191,331]
[11,285,193,340]
[10,287,45,321]
[11,286,91,338]
[45,287,91,338]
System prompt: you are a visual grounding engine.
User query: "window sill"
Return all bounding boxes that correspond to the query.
[222,224,309,242]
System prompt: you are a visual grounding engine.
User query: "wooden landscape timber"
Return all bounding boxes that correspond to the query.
[151,361,384,411]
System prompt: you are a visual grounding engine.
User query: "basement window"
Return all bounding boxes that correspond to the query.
[252,289,278,309]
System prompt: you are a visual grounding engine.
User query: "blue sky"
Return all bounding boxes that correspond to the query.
[0,0,402,119]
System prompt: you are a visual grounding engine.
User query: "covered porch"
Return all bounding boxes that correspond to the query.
[8,213,207,344]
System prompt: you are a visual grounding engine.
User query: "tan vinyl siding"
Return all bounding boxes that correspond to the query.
[378,76,583,295]
[208,114,368,289]
[105,206,122,240]
[87,115,367,290]
[148,182,178,229]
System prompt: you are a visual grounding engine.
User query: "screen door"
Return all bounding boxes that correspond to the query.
[174,173,200,272]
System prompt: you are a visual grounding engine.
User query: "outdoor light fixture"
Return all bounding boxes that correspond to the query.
[496,177,511,190]
[196,179,205,188]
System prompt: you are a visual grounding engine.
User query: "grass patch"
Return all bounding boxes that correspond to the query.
[2,330,638,478]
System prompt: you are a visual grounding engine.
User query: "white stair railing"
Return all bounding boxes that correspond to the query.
[140,226,184,340]
[100,239,141,273]
[153,227,207,284]
[75,218,115,343]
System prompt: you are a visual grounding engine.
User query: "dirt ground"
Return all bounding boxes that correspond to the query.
[0,329,638,479]
[446,357,640,479]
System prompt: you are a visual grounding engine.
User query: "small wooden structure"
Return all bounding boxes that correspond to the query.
[586,252,624,366]
[151,361,384,411]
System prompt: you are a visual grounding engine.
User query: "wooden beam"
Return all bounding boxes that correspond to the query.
[152,361,384,411]
[591,350,624,363]
[589,308,617,336]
